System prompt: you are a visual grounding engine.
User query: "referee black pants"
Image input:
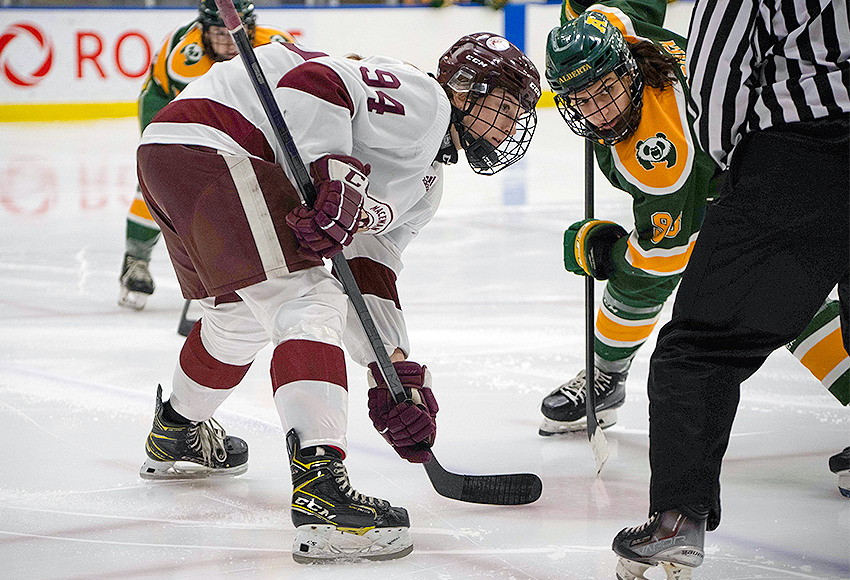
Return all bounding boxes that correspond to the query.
[647,116,850,530]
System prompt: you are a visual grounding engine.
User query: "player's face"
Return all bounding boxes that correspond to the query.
[570,71,632,132]
[456,88,521,148]
[205,26,239,60]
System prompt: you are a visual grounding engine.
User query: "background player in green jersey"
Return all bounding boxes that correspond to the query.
[544,1,849,577]
[538,0,850,444]
[119,0,295,310]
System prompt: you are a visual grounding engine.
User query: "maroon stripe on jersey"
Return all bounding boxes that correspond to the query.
[277,62,354,116]
[270,340,347,393]
[179,321,253,389]
[283,43,328,61]
[337,257,401,310]
[152,98,276,163]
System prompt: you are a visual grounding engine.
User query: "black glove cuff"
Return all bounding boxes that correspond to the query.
[587,224,627,280]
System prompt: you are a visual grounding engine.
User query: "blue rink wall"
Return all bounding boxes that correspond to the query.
[0,2,693,122]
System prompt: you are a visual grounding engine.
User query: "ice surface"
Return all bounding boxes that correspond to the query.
[1,110,848,580]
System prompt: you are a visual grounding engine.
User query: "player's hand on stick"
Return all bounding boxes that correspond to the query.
[368,361,438,463]
[563,218,627,280]
[286,154,368,258]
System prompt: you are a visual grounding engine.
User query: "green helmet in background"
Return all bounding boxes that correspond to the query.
[545,11,644,145]
[198,0,257,30]
[198,0,257,60]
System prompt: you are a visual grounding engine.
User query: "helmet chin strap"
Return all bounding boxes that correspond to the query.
[461,133,499,172]
[449,104,499,173]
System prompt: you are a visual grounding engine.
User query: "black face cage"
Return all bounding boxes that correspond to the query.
[455,90,538,176]
[554,57,643,146]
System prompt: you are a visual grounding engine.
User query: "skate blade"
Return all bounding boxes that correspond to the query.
[616,557,694,580]
[538,408,618,436]
[292,524,412,564]
[118,287,149,311]
[139,458,248,480]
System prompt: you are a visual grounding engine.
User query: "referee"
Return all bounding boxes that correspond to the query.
[611,0,849,578]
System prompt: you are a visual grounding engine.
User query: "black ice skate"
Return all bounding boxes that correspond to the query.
[612,507,707,580]
[829,446,850,498]
[139,385,248,480]
[118,254,155,311]
[287,429,413,563]
[539,368,627,435]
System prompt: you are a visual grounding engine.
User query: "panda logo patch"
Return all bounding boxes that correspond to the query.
[636,133,677,171]
[181,43,204,66]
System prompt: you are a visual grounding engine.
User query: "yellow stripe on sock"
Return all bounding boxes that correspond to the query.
[596,308,659,347]
[799,328,849,382]
[129,198,154,221]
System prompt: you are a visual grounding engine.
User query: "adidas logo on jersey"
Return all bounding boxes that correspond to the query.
[423,174,437,192]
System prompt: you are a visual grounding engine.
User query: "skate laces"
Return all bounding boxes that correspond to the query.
[331,461,388,509]
[621,512,659,537]
[186,418,228,465]
[556,369,613,404]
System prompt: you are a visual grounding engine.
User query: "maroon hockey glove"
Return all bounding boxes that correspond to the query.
[367,361,438,464]
[286,154,369,259]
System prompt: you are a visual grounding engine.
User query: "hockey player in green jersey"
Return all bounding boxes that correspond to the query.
[544,2,850,578]
[539,0,849,437]
[119,0,295,310]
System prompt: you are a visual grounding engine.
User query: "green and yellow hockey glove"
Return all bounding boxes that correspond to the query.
[563,219,628,280]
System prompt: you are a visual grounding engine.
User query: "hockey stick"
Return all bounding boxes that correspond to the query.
[585,140,609,475]
[177,299,196,337]
[214,0,541,505]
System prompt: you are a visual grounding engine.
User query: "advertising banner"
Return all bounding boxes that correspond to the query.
[0,6,504,119]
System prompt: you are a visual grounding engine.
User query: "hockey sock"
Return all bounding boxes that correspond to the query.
[180,321,253,389]
[301,445,344,459]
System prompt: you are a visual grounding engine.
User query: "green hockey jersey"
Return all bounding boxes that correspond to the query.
[562,0,721,281]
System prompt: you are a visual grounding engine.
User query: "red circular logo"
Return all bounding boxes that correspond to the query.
[0,22,54,87]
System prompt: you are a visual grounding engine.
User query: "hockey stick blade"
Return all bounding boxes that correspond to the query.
[423,456,542,505]
[589,426,609,475]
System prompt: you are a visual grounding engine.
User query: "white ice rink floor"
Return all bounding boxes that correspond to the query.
[1,109,848,580]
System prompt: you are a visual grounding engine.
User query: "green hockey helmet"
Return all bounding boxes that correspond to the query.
[198,0,257,31]
[545,12,644,144]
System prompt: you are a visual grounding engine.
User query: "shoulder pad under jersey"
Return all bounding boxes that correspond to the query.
[253,25,297,46]
[162,23,215,93]
[611,83,694,196]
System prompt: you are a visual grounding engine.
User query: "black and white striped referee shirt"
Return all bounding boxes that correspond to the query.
[686,0,850,169]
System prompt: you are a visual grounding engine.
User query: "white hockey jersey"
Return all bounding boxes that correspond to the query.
[140,42,453,363]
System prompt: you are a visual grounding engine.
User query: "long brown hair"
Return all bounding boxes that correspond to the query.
[628,40,680,90]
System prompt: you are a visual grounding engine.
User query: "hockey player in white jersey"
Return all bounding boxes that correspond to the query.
[135,35,540,563]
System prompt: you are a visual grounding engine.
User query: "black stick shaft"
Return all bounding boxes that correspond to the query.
[213,0,542,502]
[584,139,599,439]
[213,0,408,406]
